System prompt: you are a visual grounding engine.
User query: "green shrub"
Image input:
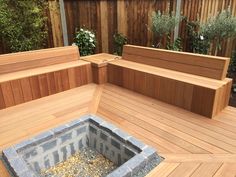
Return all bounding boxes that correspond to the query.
[186,20,210,54]
[166,36,182,51]
[228,50,236,77]
[200,7,236,55]
[113,33,127,56]
[74,28,96,56]
[0,0,48,52]
[151,11,181,48]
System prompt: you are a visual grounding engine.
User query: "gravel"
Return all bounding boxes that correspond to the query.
[40,148,162,177]
[40,147,117,177]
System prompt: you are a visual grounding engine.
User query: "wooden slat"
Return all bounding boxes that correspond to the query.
[0,61,89,83]
[0,46,79,74]
[20,78,33,102]
[107,61,232,118]
[146,162,180,177]
[117,0,127,36]
[122,45,230,80]
[0,160,10,177]
[104,83,236,134]
[0,86,6,109]
[100,1,109,53]
[81,53,118,67]
[46,72,57,95]
[162,154,236,163]
[213,163,236,177]
[89,84,104,113]
[191,163,223,177]
[0,64,92,110]
[48,0,64,47]
[108,60,228,89]
[167,162,201,177]
[0,82,15,107]
[0,83,236,176]
[1,0,236,57]
[30,76,41,100]
[10,80,24,105]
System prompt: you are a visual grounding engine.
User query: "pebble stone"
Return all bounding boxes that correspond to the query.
[40,147,117,177]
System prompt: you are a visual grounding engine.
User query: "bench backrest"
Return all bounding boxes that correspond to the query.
[122,45,230,80]
[0,46,80,74]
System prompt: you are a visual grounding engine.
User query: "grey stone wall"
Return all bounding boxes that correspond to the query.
[17,115,139,173]
[3,114,161,177]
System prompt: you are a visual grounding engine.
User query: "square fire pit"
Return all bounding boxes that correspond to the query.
[3,114,162,177]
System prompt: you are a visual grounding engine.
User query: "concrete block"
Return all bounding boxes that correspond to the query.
[2,147,18,161]
[113,129,131,142]
[52,124,69,135]
[14,139,35,152]
[107,165,131,177]
[125,154,146,175]
[34,131,54,145]
[141,146,157,160]
[18,170,37,177]
[41,139,57,152]
[9,158,28,176]
[127,137,145,152]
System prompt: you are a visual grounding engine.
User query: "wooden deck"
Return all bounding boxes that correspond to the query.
[0,83,236,176]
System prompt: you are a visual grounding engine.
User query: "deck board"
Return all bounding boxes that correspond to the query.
[0,83,236,176]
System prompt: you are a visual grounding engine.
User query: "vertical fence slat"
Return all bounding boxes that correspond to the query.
[0,0,235,57]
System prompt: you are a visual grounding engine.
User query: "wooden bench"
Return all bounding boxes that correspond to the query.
[0,46,92,110]
[108,45,232,118]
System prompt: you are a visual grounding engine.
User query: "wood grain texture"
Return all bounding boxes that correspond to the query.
[92,66,108,84]
[0,160,10,177]
[122,45,230,80]
[0,46,80,74]
[107,60,232,118]
[0,83,236,176]
[81,53,119,84]
[48,0,64,47]
[0,64,92,110]
[1,0,236,57]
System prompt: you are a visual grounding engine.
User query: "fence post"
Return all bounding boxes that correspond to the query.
[174,0,182,40]
[59,0,69,46]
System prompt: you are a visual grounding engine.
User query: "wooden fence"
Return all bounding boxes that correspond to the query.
[1,0,236,57]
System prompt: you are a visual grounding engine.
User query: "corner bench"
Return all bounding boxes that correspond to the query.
[0,46,92,110]
[107,45,232,118]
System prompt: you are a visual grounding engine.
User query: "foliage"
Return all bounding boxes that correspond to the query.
[166,36,182,51]
[228,50,236,77]
[151,10,182,48]
[74,28,96,56]
[186,20,210,54]
[152,11,181,37]
[200,8,236,55]
[0,0,48,52]
[113,33,127,56]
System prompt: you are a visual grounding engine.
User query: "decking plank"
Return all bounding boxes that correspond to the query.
[103,84,236,135]
[0,83,236,176]
[213,163,236,177]
[167,162,201,177]
[99,96,231,154]
[101,90,236,149]
[190,163,222,177]
[0,160,10,177]
[145,162,180,177]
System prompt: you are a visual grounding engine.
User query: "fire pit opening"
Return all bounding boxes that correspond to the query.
[3,115,162,177]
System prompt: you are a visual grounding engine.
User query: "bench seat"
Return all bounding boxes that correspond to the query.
[108,59,232,118]
[0,47,92,110]
[0,60,90,83]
